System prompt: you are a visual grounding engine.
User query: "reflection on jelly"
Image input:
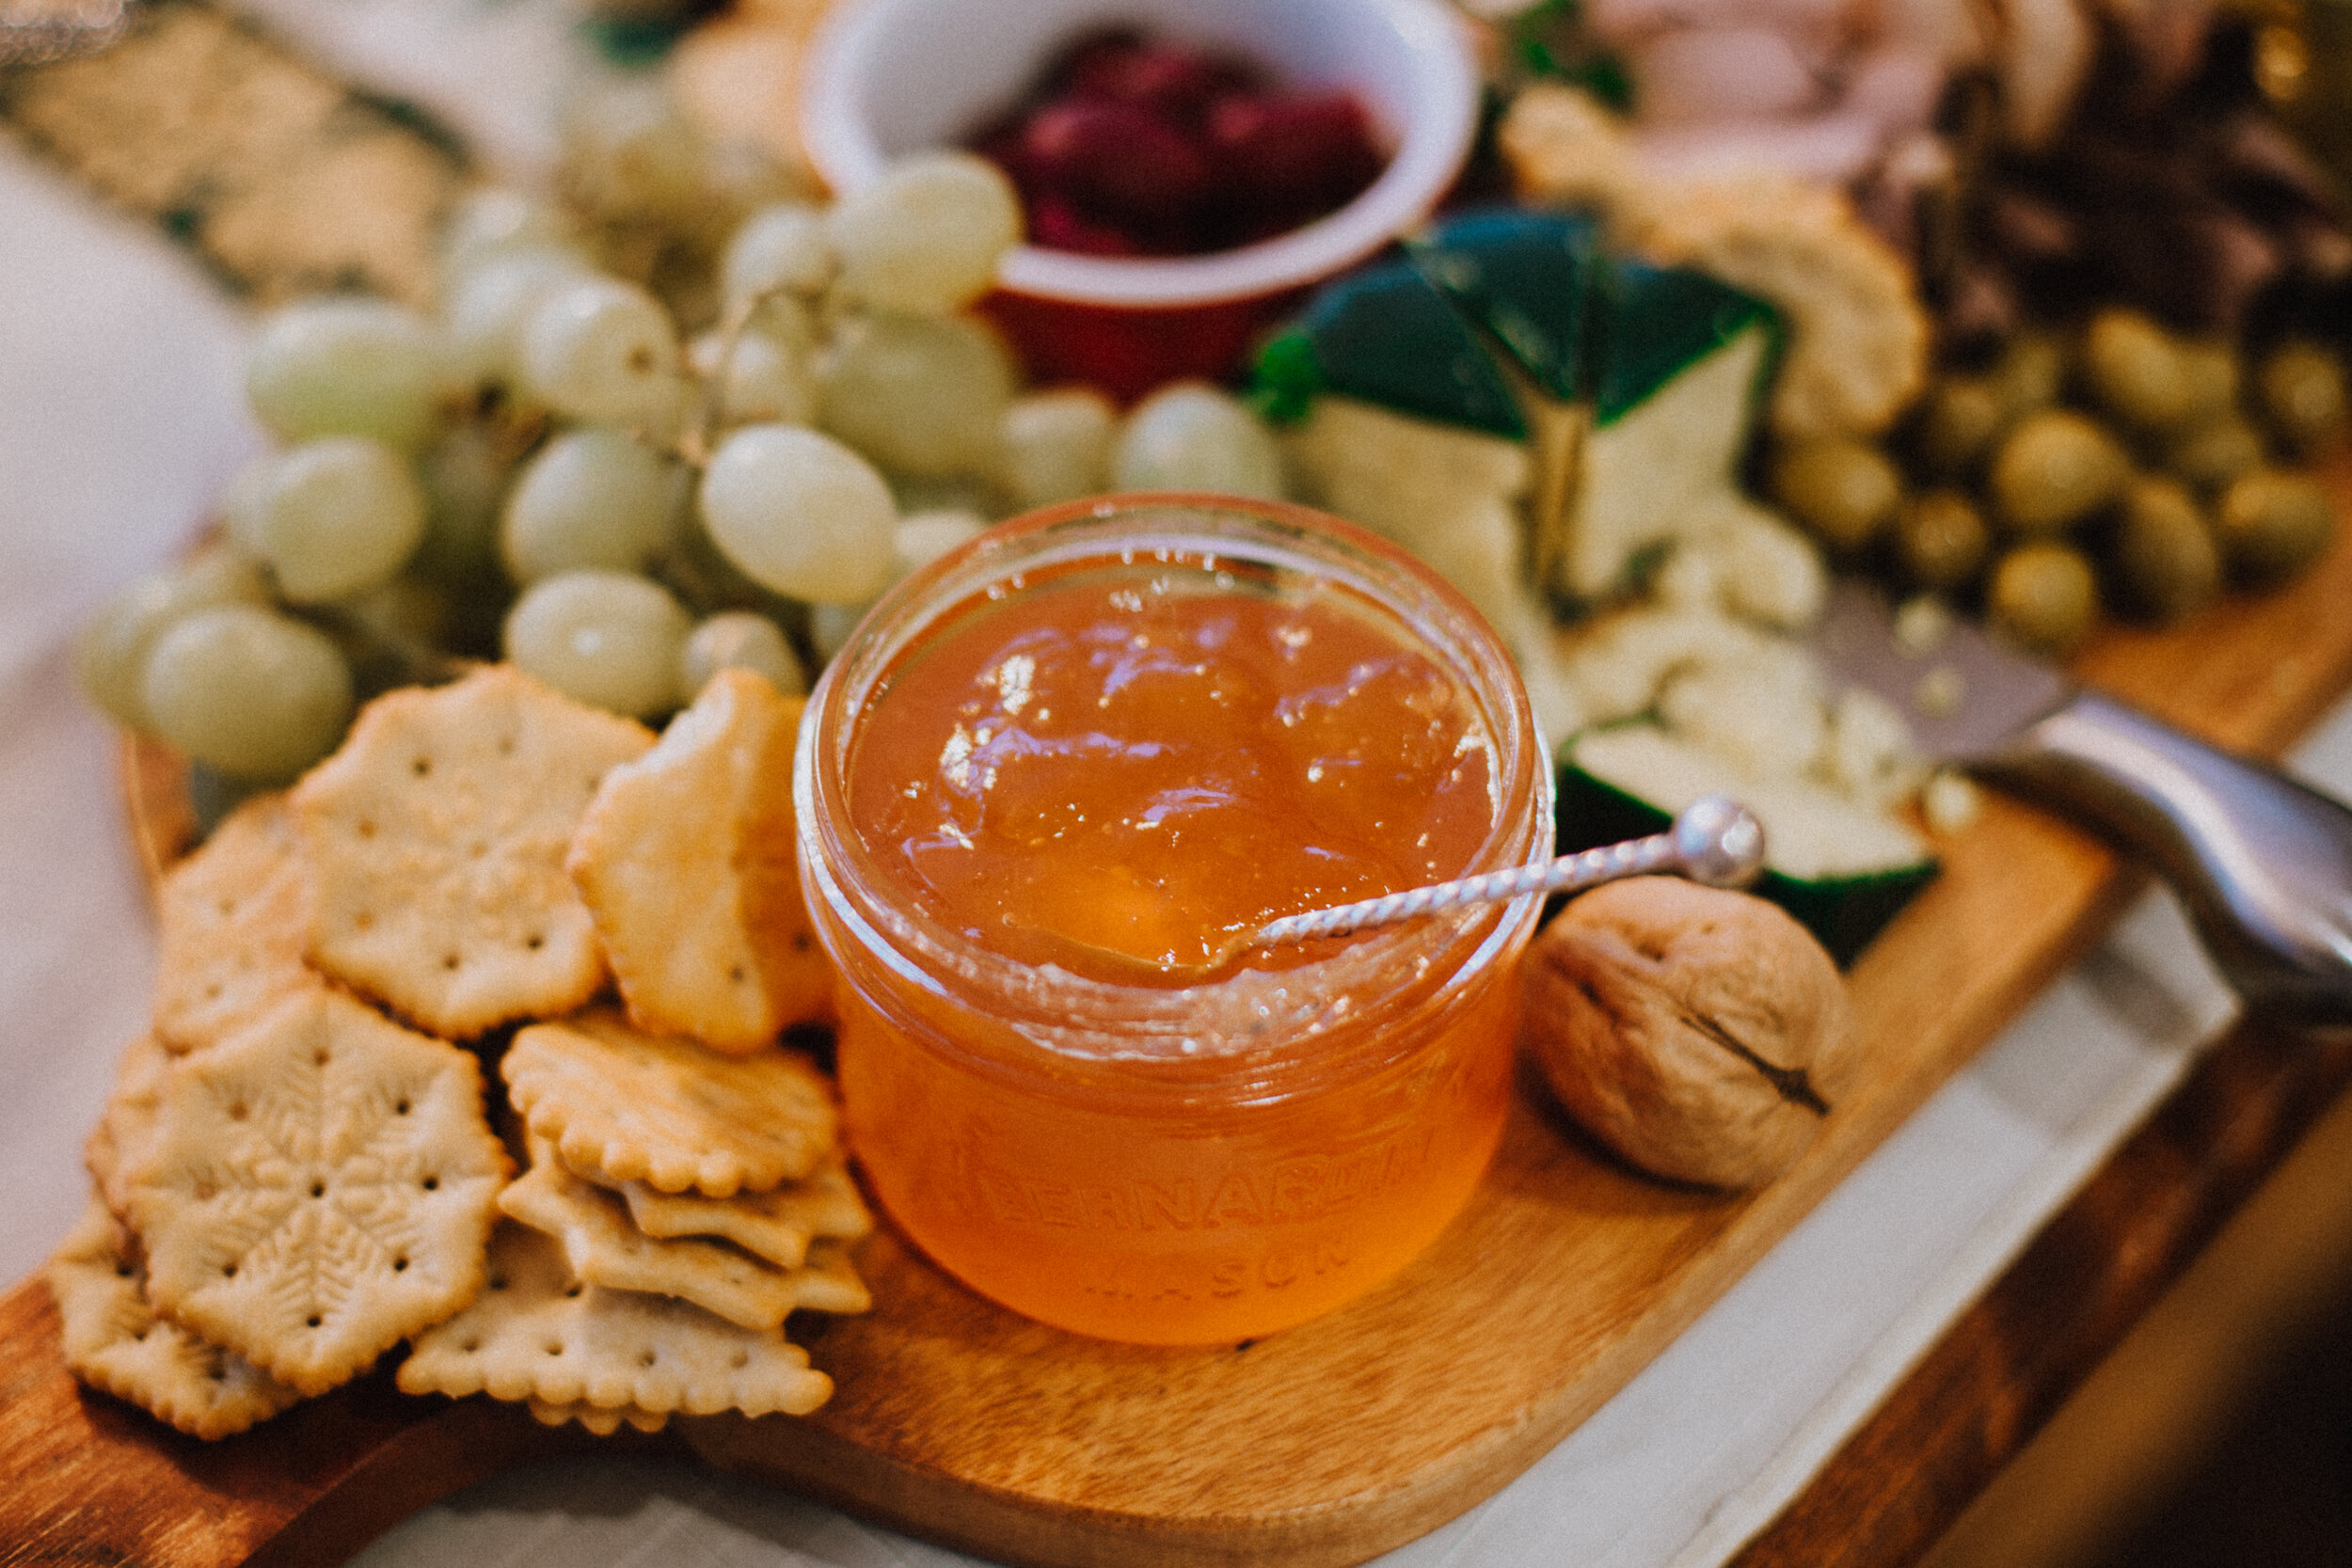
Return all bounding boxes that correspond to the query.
[796,498,1552,1343]
[850,570,1498,978]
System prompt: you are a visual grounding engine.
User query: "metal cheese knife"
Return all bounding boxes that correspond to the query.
[1812,578,2352,1020]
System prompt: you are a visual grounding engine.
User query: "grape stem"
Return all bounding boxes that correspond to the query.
[679,280,798,471]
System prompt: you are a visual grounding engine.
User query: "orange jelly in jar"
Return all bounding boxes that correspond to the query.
[795,496,1552,1343]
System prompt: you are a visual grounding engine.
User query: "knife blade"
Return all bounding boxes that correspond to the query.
[1810,578,2071,760]
[1810,576,2352,1020]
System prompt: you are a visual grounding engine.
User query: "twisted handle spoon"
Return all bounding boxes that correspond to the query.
[1252,795,1767,951]
[1060,798,1766,984]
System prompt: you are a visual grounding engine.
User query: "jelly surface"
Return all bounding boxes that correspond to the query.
[846,564,1501,982]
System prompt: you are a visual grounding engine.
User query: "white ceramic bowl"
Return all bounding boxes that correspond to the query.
[800,0,1482,390]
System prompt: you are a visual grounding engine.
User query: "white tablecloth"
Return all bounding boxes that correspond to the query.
[7,20,2348,1560]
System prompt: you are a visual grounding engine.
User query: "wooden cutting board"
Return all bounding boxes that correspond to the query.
[8,462,2352,1568]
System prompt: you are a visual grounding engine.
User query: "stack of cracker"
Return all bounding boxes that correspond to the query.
[55,663,862,1441]
[403,1011,867,1434]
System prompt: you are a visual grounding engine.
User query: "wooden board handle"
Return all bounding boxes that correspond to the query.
[0,1276,583,1568]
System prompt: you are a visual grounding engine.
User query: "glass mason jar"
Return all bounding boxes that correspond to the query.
[794,496,1553,1343]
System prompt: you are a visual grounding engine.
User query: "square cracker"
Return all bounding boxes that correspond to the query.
[500,1137,869,1330]
[86,1033,172,1221]
[291,666,653,1038]
[151,793,324,1053]
[398,1220,834,1418]
[569,668,833,1054]
[620,1161,870,1271]
[501,1008,834,1197]
[125,989,509,1398]
[48,1196,304,1439]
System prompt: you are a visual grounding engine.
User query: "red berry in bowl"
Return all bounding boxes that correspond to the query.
[1023,99,1213,227]
[968,26,1393,261]
[1208,91,1386,215]
[1053,29,1260,124]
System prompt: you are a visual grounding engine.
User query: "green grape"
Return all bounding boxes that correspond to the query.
[227,436,427,604]
[517,276,687,436]
[75,545,272,731]
[141,605,355,781]
[415,420,514,583]
[560,80,709,227]
[893,509,986,577]
[1112,383,1285,500]
[503,569,691,718]
[827,152,1023,316]
[699,424,898,604]
[721,203,836,311]
[440,246,593,388]
[440,187,577,283]
[678,610,805,698]
[501,428,685,585]
[999,387,1114,508]
[246,298,449,452]
[689,327,817,427]
[817,311,1014,477]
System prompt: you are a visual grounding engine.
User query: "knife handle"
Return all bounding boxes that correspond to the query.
[1980,689,2352,1020]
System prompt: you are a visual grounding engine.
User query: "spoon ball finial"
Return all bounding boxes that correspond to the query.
[1673,796,1767,889]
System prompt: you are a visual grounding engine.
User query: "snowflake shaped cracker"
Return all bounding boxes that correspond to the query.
[125,989,508,1397]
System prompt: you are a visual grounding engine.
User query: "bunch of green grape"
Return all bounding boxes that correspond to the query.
[77,81,1290,786]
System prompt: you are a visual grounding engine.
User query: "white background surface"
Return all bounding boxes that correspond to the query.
[3,12,2346,1562]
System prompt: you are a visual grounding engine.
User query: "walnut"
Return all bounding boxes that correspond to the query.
[1519,877,1853,1189]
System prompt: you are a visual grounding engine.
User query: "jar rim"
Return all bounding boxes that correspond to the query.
[794,493,1553,1098]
